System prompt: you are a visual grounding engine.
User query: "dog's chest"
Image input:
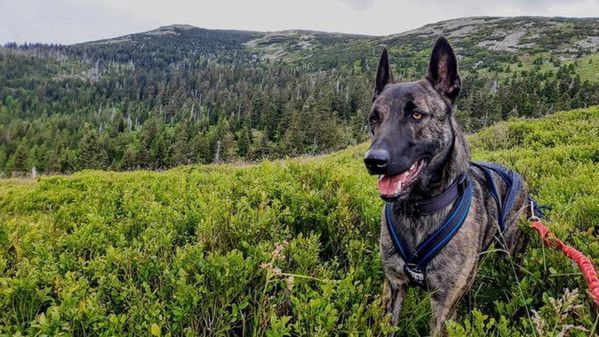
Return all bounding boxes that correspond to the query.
[379,212,448,281]
[379,198,485,288]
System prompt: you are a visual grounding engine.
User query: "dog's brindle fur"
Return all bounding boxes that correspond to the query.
[365,37,528,336]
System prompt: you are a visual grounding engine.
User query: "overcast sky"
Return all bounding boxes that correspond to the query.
[1,0,598,44]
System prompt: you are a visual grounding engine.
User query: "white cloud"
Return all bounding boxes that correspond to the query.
[0,0,159,44]
[1,0,597,44]
[334,0,377,10]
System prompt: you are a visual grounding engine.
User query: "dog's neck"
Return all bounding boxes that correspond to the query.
[388,116,471,251]
[409,116,471,202]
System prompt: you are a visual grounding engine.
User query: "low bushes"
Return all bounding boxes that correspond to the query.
[0,107,597,336]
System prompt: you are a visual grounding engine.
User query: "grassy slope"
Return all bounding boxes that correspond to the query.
[0,107,597,336]
[575,54,599,83]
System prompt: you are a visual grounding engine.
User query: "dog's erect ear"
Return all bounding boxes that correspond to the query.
[426,37,461,103]
[373,47,393,99]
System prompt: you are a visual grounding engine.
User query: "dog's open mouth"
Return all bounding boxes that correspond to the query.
[377,159,426,199]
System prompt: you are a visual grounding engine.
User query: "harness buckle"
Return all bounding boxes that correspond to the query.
[404,263,425,286]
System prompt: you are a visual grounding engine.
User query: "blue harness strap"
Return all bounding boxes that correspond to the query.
[470,162,523,231]
[385,175,473,286]
[384,162,524,287]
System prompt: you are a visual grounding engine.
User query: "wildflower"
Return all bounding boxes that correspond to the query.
[260,262,281,276]
[272,240,288,261]
[260,262,273,271]
[285,276,295,291]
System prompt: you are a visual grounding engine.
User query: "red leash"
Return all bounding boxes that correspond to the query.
[529,217,599,306]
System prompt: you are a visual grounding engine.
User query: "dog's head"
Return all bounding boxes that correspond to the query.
[364,37,461,200]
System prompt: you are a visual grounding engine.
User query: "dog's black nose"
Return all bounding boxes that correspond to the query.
[364,149,390,174]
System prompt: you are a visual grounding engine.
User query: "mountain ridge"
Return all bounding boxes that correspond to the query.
[73,16,598,65]
[76,15,599,45]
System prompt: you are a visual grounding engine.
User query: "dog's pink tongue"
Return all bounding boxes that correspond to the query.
[377,172,410,197]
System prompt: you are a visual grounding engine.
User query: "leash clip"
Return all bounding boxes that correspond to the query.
[528,199,540,222]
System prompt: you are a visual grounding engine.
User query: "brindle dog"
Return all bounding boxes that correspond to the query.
[364,37,529,336]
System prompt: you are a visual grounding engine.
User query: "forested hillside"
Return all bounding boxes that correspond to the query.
[1,17,598,175]
[0,107,597,335]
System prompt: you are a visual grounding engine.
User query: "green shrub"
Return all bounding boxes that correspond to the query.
[0,107,598,336]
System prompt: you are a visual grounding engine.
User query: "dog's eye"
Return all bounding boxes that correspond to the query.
[369,114,380,124]
[412,112,423,120]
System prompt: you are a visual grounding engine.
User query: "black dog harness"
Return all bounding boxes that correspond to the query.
[384,161,524,287]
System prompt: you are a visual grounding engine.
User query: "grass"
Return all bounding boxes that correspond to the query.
[0,107,598,336]
[574,54,599,83]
